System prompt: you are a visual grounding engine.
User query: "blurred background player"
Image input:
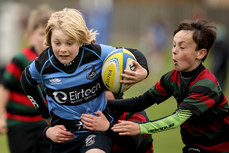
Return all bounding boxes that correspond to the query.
[0,5,53,153]
[81,90,153,153]
[211,22,229,90]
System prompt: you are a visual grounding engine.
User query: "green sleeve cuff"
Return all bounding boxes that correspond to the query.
[139,109,192,134]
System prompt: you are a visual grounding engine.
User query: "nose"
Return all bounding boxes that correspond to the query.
[60,45,67,53]
[172,47,177,55]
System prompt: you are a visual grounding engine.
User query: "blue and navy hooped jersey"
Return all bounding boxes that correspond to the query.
[24,43,115,121]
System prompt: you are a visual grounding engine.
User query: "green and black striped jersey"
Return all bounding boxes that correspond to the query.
[1,47,44,127]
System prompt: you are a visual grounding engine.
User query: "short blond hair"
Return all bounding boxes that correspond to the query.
[44,8,98,46]
[27,5,54,33]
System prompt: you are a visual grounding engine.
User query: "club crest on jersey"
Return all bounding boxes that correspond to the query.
[84,64,97,80]
[49,78,62,85]
[85,135,96,146]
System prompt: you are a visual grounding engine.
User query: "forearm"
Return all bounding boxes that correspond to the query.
[20,71,49,119]
[0,85,9,116]
[107,91,156,112]
[140,109,192,134]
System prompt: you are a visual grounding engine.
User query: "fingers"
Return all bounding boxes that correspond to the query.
[94,110,103,116]
[0,120,8,134]
[46,125,75,143]
[0,126,8,134]
[132,60,141,68]
[120,71,136,84]
[111,121,131,135]
[81,114,96,130]
[111,120,140,136]
[81,111,109,131]
[55,132,75,143]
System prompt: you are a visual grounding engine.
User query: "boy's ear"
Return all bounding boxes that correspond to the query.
[197,49,207,60]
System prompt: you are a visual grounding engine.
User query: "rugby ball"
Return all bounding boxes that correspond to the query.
[102,48,136,93]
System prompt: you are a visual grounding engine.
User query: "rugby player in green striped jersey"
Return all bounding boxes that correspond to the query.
[108,19,229,153]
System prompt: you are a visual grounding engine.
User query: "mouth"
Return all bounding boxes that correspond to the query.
[173,59,178,65]
[60,55,69,60]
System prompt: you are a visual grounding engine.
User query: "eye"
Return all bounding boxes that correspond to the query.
[67,42,73,46]
[180,46,185,49]
[54,42,60,46]
[39,32,45,37]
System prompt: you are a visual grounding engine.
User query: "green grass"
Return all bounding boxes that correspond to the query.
[0,134,10,153]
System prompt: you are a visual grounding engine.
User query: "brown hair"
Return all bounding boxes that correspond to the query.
[27,5,54,33]
[174,19,216,62]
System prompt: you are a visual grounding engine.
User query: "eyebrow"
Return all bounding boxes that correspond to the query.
[52,38,74,42]
[178,41,186,45]
[173,40,186,45]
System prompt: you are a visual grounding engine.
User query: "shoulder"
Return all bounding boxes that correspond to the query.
[191,69,218,88]
[5,48,34,70]
[161,69,179,82]
[82,43,115,62]
[84,43,101,54]
[33,47,52,73]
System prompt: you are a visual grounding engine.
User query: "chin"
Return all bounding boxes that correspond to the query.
[59,60,68,65]
[174,67,183,72]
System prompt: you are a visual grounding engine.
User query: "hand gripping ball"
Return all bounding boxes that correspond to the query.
[102,48,136,93]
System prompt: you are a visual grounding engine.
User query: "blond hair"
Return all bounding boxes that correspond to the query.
[27,5,54,33]
[44,8,98,46]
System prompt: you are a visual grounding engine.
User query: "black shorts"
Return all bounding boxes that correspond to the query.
[7,121,50,153]
[50,131,112,153]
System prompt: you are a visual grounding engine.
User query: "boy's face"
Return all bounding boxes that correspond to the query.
[51,28,81,65]
[172,30,202,72]
[29,26,47,55]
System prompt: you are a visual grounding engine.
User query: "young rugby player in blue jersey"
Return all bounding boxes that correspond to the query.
[107,19,229,153]
[20,8,149,153]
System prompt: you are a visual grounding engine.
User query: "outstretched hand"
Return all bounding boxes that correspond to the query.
[81,110,110,131]
[0,113,7,134]
[46,125,75,143]
[121,60,147,89]
[111,120,141,136]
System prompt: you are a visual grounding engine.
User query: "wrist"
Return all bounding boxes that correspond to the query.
[139,124,148,134]
[43,126,52,143]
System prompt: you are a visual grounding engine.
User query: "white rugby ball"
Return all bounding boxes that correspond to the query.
[102,48,136,93]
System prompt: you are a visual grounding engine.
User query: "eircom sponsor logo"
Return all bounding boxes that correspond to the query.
[53,82,101,104]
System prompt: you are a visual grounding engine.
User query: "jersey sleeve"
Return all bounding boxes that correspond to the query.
[27,59,43,84]
[100,44,116,60]
[107,91,157,112]
[140,109,192,134]
[1,55,25,90]
[20,59,49,119]
[107,72,173,112]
